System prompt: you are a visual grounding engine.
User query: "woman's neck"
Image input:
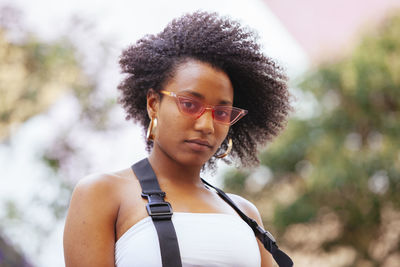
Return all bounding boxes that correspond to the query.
[148,147,205,189]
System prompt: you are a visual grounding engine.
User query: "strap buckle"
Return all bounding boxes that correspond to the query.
[255,224,277,243]
[141,191,166,198]
[146,202,173,219]
[264,229,277,243]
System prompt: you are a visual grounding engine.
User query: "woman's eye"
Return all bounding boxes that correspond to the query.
[180,99,200,112]
[181,100,196,110]
[183,101,193,108]
[215,109,229,118]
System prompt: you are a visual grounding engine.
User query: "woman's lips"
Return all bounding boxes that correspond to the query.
[185,139,212,152]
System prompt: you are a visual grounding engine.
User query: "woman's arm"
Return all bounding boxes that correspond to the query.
[63,174,120,267]
[228,194,274,267]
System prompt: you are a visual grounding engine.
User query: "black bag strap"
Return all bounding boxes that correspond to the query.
[131,158,182,267]
[201,178,294,267]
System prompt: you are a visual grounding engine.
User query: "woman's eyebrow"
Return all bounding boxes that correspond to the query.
[184,90,204,99]
[182,90,233,105]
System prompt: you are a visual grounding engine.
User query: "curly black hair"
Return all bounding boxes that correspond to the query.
[118,11,291,169]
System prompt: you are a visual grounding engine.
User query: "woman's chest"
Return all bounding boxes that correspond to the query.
[115,213,261,267]
[115,182,238,240]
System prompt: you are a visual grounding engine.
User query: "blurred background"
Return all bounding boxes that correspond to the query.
[0,0,399,266]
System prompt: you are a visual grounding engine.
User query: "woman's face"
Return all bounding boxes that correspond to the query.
[150,60,233,167]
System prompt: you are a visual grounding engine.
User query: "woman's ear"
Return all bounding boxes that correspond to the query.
[146,89,160,119]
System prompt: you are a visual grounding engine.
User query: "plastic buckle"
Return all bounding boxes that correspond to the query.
[146,202,173,219]
[264,230,276,243]
[141,191,166,198]
[255,225,276,243]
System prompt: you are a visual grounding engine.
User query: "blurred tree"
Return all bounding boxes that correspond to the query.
[0,5,116,266]
[0,7,91,142]
[224,11,400,267]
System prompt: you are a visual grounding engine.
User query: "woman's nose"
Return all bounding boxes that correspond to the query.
[194,108,215,134]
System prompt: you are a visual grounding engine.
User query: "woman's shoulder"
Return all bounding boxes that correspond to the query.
[70,168,136,210]
[227,193,262,222]
[76,166,136,190]
[64,168,135,266]
[74,168,132,191]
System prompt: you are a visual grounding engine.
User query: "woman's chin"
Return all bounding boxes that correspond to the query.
[153,142,214,167]
[173,152,212,167]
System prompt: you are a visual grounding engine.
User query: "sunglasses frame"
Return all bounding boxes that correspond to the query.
[159,90,248,125]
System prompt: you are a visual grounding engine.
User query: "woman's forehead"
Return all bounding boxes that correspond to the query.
[166,60,234,102]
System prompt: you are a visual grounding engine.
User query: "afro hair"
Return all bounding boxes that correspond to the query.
[118,11,291,169]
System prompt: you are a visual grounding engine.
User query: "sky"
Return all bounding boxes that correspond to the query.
[0,0,308,266]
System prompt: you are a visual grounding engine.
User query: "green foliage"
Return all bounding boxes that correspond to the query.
[224,12,400,266]
[223,169,249,192]
[0,6,110,265]
[0,27,90,141]
[274,193,318,229]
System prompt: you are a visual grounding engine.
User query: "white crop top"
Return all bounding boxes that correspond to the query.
[115,212,261,267]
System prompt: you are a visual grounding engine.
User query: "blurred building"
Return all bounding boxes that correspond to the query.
[264,0,400,62]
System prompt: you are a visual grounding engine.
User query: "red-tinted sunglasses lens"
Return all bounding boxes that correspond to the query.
[215,107,247,125]
[176,96,247,125]
[176,96,203,116]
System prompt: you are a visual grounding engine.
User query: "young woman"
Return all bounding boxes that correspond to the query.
[63,11,291,267]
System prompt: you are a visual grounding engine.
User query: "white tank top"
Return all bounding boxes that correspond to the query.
[115,212,261,267]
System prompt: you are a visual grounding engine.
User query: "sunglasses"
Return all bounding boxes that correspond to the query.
[160,90,248,125]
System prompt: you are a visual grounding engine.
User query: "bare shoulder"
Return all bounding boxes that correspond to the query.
[74,167,138,200]
[72,170,128,197]
[63,169,133,267]
[66,168,136,231]
[227,193,261,223]
[227,193,274,267]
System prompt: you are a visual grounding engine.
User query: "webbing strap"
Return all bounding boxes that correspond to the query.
[131,158,182,267]
[201,178,294,267]
[131,158,292,267]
